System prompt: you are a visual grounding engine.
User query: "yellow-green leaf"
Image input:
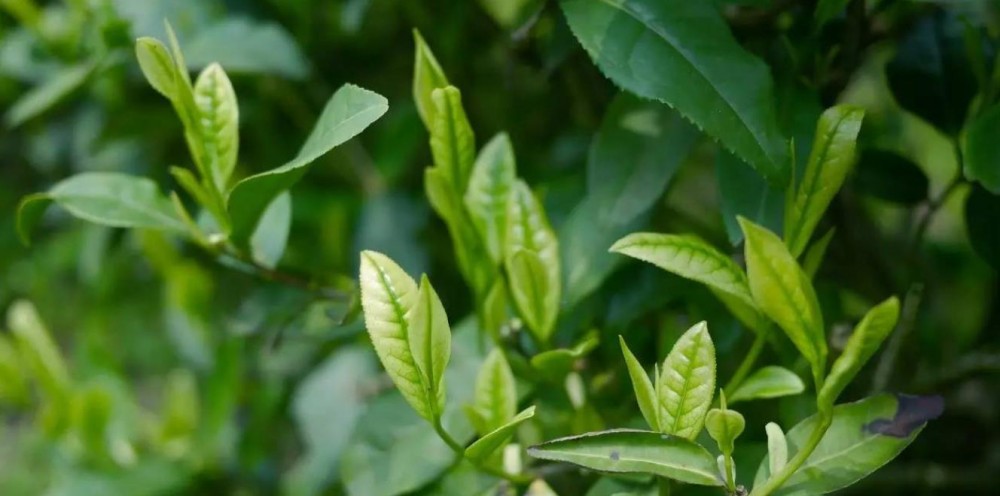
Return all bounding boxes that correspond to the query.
[465,133,517,263]
[412,29,450,129]
[430,86,476,194]
[193,63,239,191]
[472,348,517,435]
[465,406,535,462]
[659,322,716,439]
[408,275,452,411]
[729,366,806,404]
[620,336,659,432]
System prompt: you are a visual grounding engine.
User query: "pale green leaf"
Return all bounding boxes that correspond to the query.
[611,233,754,309]
[739,217,826,382]
[135,37,176,99]
[465,132,517,263]
[472,348,517,435]
[193,63,239,190]
[705,406,744,456]
[729,366,805,404]
[659,322,716,439]
[765,422,787,475]
[818,297,900,411]
[412,29,450,129]
[249,192,291,269]
[17,172,187,242]
[561,0,789,184]
[531,330,599,380]
[802,228,835,279]
[184,18,310,79]
[506,249,558,343]
[505,180,559,265]
[6,301,70,403]
[785,105,864,257]
[430,86,475,194]
[426,168,496,296]
[753,394,942,495]
[228,84,388,244]
[619,336,659,432]
[527,429,723,486]
[465,406,536,462]
[481,278,509,341]
[409,275,452,411]
[358,251,437,421]
[5,61,96,127]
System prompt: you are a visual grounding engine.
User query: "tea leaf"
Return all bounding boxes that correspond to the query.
[785,105,864,258]
[531,330,599,380]
[358,251,438,421]
[802,228,835,280]
[740,217,826,382]
[506,249,558,343]
[818,297,900,411]
[705,403,744,456]
[963,103,1000,194]
[412,29,450,129]
[249,192,291,269]
[505,181,560,341]
[659,322,716,439]
[765,422,788,475]
[228,84,388,244]
[135,37,177,98]
[472,348,517,435]
[193,63,239,191]
[465,406,536,462]
[430,86,475,194]
[465,133,517,263]
[561,0,789,184]
[5,61,96,127]
[409,275,452,410]
[619,336,660,432]
[729,366,805,404]
[527,429,723,486]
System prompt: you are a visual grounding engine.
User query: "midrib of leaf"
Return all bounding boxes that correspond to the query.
[524,258,546,329]
[369,257,426,397]
[57,193,181,228]
[788,112,852,245]
[754,244,817,360]
[663,330,703,434]
[591,0,772,167]
[543,447,716,481]
[621,236,752,306]
[418,287,435,393]
[442,97,464,190]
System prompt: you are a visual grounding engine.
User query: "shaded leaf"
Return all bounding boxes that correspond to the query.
[963,103,1000,194]
[729,366,805,404]
[802,228,835,280]
[814,0,849,27]
[966,184,1000,269]
[659,322,716,439]
[561,0,789,184]
[249,192,291,269]
[717,149,784,246]
[409,275,452,410]
[528,429,722,486]
[5,61,96,127]
[531,330,599,380]
[854,149,929,205]
[506,249,558,343]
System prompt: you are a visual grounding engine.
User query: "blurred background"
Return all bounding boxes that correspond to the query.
[0,0,998,494]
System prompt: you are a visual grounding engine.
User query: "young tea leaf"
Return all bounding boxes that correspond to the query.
[561,0,789,185]
[465,406,536,462]
[752,394,943,495]
[6,301,70,403]
[358,251,438,421]
[472,348,517,435]
[765,422,788,475]
[228,84,388,245]
[785,105,864,258]
[659,322,716,439]
[505,181,560,341]
[506,249,558,343]
[430,86,476,194]
[135,37,177,98]
[531,330,599,380]
[705,402,744,456]
[818,297,900,411]
[193,63,239,191]
[740,217,826,383]
[408,275,452,410]
[729,366,805,404]
[17,172,187,243]
[465,133,517,263]
[249,192,291,269]
[527,429,723,486]
[412,29,450,129]
[619,336,660,432]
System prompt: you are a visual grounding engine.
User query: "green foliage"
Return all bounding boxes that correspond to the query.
[729,366,805,404]
[658,322,716,440]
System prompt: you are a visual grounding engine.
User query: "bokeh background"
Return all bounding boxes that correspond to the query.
[1,0,998,494]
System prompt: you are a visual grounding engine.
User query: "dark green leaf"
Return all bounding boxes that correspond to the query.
[528,429,723,486]
[966,184,1000,269]
[561,0,789,184]
[963,104,1000,194]
[717,149,784,246]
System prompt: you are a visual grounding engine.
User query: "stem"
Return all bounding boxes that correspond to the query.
[432,419,533,485]
[723,333,767,396]
[910,145,965,253]
[749,414,832,496]
[724,453,736,492]
[225,245,349,300]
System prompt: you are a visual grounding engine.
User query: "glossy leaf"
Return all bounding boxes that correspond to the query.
[358,251,438,421]
[527,429,723,486]
[818,297,900,411]
[765,422,788,475]
[430,86,476,194]
[785,105,864,258]
[611,233,753,307]
[729,366,806,404]
[966,185,1000,269]
[854,149,929,205]
[193,63,239,190]
[659,322,716,439]
[136,37,177,98]
[465,406,536,462]
[413,29,450,129]
[470,348,517,435]
[561,0,789,185]
[963,103,1000,194]
[619,336,660,432]
[740,217,826,380]
[753,394,943,495]
[17,172,187,243]
[228,84,388,244]
[409,275,452,410]
[465,133,517,263]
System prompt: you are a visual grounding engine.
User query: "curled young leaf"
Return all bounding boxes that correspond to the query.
[465,406,536,462]
[729,366,806,404]
[193,63,239,191]
[818,297,900,411]
[527,429,723,486]
[740,217,826,384]
[785,105,864,258]
[659,322,716,439]
[619,336,660,432]
[358,251,438,421]
[465,133,517,263]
